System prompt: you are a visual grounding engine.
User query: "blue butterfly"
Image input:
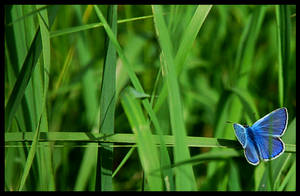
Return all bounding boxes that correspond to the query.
[233,108,288,165]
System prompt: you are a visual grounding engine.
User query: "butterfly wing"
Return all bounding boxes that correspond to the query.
[234,123,260,165]
[233,123,247,148]
[251,108,287,161]
[244,136,260,165]
[252,107,288,137]
[253,134,285,160]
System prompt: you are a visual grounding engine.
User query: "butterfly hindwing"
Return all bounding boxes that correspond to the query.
[252,131,285,160]
[244,137,260,165]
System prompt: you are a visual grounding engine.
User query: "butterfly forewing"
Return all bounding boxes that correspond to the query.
[233,123,247,148]
[252,108,288,137]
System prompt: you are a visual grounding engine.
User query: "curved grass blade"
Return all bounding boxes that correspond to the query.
[121,87,163,190]
[5,28,42,133]
[166,149,240,169]
[74,142,98,191]
[18,113,42,190]
[93,5,143,92]
[5,5,49,26]
[278,159,295,191]
[50,14,155,38]
[152,5,197,190]
[229,87,259,123]
[5,5,58,133]
[234,6,266,88]
[112,147,136,178]
[154,5,212,113]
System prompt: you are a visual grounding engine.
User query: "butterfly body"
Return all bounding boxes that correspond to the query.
[233,108,288,165]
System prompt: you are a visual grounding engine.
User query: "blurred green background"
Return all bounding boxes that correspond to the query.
[5,5,295,191]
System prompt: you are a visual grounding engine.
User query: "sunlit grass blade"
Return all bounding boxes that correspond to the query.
[175,5,212,73]
[18,113,42,190]
[36,5,50,98]
[96,5,117,191]
[172,149,240,168]
[5,27,42,133]
[227,160,242,191]
[5,5,58,191]
[121,87,163,190]
[278,159,295,191]
[154,5,212,113]
[5,5,49,26]
[50,14,155,38]
[234,6,266,88]
[5,5,58,133]
[112,147,136,178]
[276,5,291,107]
[35,5,55,190]
[5,9,36,188]
[5,132,296,152]
[152,5,197,190]
[142,98,174,191]
[93,5,143,92]
[5,6,35,143]
[74,142,98,191]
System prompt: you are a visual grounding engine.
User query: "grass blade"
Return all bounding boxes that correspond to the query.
[154,5,212,113]
[276,5,291,107]
[5,132,295,152]
[96,5,117,191]
[18,114,42,190]
[36,5,56,190]
[93,5,174,190]
[5,5,58,133]
[112,147,136,178]
[50,14,154,38]
[175,5,212,73]
[5,28,42,133]
[152,5,197,190]
[121,87,163,190]
[93,5,143,93]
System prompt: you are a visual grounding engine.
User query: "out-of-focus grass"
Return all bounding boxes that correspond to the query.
[5,5,295,191]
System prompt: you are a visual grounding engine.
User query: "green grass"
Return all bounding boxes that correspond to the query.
[5,5,296,191]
